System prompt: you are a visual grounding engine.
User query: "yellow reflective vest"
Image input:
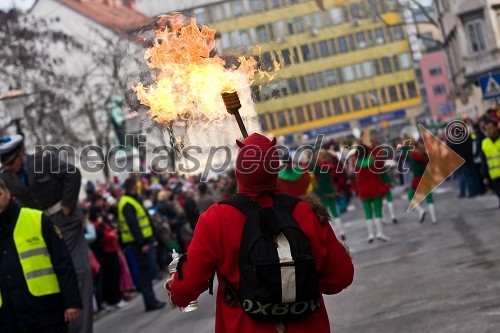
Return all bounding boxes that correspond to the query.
[0,208,61,308]
[117,195,153,244]
[482,137,500,180]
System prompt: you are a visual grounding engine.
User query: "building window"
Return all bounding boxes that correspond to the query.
[251,86,261,102]
[252,0,262,13]
[380,88,388,104]
[325,69,336,86]
[301,44,311,61]
[311,43,319,59]
[286,109,296,126]
[366,30,374,46]
[307,74,317,90]
[388,85,399,102]
[257,25,267,43]
[276,21,286,39]
[343,96,351,112]
[347,35,356,51]
[433,84,446,95]
[287,20,295,35]
[259,115,268,131]
[262,52,274,70]
[324,101,333,116]
[359,1,367,17]
[270,0,281,9]
[337,68,344,83]
[280,79,288,96]
[332,98,342,114]
[240,30,250,47]
[466,19,487,53]
[233,0,243,17]
[342,6,350,21]
[293,47,300,64]
[357,32,366,48]
[344,65,355,82]
[329,38,337,54]
[386,26,393,42]
[368,0,379,21]
[392,55,400,71]
[322,10,333,27]
[282,49,292,66]
[394,25,404,40]
[363,61,373,77]
[270,82,280,98]
[382,57,392,73]
[330,7,343,25]
[319,41,330,57]
[268,113,276,129]
[375,28,385,44]
[288,77,299,94]
[299,76,307,92]
[355,63,363,79]
[429,65,443,76]
[268,24,275,40]
[312,12,323,29]
[373,59,381,75]
[295,107,305,123]
[407,81,418,98]
[316,72,325,88]
[314,102,324,119]
[350,3,360,19]
[212,4,224,21]
[352,94,362,111]
[338,36,348,53]
[400,53,411,69]
[305,105,313,121]
[399,83,407,99]
[369,89,379,106]
[294,17,305,33]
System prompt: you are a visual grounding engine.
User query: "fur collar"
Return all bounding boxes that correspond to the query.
[300,193,329,224]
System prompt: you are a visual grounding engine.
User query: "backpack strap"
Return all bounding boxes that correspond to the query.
[276,193,301,213]
[219,193,260,215]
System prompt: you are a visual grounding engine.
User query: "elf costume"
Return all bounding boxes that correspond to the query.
[402,145,437,223]
[381,171,398,224]
[312,154,346,241]
[355,147,391,242]
[277,164,310,198]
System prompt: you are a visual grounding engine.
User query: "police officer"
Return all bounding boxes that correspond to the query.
[118,178,165,312]
[481,118,500,207]
[0,135,93,333]
[0,179,82,332]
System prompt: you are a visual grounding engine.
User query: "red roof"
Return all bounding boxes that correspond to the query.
[57,0,151,33]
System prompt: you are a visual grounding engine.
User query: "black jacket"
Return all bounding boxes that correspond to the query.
[0,201,81,332]
[0,153,81,211]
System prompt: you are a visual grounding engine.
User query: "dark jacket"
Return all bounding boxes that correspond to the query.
[0,153,81,211]
[0,201,81,332]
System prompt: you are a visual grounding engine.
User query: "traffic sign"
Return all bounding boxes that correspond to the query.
[479,73,500,100]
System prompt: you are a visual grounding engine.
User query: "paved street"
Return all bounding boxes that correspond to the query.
[95,184,500,333]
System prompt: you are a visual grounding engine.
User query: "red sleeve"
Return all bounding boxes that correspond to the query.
[294,203,354,295]
[317,224,354,294]
[170,207,218,307]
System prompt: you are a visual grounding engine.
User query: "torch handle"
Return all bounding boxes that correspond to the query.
[232,110,249,138]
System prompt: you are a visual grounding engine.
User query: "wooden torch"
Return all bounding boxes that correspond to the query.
[221,91,249,139]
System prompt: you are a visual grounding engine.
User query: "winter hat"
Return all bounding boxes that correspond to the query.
[235,133,280,197]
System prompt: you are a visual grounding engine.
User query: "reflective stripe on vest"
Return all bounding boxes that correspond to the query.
[117,195,153,244]
[482,137,500,180]
[0,208,61,308]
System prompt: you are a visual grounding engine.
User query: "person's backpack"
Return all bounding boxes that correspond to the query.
[220,192,321,322]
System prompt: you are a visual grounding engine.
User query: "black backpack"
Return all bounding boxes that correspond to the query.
[220,192,321,322]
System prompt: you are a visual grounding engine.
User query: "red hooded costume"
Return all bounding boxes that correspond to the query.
[170,133,354,333]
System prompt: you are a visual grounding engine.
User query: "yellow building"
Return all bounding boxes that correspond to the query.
[186,0,421,140]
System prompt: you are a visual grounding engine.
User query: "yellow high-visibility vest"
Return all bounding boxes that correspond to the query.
[0,208,61,308]
[482,137,500,180]
[117,195,153,244]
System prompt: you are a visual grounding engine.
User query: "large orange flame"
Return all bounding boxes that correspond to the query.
[134,14,272,125]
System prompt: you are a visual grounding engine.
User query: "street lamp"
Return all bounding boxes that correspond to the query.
[0,90,27,136]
